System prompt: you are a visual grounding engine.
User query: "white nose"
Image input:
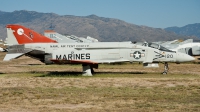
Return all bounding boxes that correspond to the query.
[176,52,195,62]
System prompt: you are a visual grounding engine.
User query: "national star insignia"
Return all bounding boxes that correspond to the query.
[133,51,141,59]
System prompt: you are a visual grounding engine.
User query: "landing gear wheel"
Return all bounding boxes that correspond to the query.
[82,64,92,76]
[162,72,167,75]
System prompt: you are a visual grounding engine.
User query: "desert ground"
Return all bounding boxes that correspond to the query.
[0,52,200,112]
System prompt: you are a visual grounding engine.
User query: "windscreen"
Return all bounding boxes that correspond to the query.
[148,43,175,52]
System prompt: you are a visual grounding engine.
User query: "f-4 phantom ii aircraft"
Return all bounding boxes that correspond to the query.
[3,24,195,76]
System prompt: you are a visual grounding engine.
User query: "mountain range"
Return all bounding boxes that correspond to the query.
[0,10,199,42]
[165,23,200,38]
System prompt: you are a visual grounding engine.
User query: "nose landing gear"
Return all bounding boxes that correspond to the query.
[162,62,169,74]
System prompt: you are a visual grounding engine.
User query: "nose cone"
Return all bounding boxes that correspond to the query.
[176,52,195,62]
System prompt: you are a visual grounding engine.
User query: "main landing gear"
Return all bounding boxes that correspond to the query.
[82,64,97,76]
[162,62,169,74]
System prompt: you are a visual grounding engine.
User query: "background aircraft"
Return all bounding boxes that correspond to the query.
[3,24,195,76]
[152,39,200,56]
[44,30,98,43]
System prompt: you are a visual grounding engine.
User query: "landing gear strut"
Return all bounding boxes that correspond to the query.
[162,62,169,74]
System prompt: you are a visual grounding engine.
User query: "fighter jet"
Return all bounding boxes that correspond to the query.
[44,30,98,43]
[3,24,195,76]
[153,39,200,56]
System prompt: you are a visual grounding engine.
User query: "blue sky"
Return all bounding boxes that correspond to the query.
[0,0,200,28]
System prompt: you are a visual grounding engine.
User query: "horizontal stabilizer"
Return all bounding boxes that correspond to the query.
[3,53,24,61]
[3,45,33,61]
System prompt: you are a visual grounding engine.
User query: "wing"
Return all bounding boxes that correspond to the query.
[50,59,129,64]
[50,59,98,64]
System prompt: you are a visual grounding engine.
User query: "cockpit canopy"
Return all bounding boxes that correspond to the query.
[132,41,175,52]
[148,43,175,52]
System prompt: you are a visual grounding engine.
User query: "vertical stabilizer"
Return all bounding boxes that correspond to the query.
[6,24,57,44]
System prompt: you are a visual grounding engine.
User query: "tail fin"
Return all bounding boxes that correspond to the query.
[6,24,57,44]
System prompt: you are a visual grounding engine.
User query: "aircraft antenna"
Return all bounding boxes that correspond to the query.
[49,13,55,30]
[49,23,55,30]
